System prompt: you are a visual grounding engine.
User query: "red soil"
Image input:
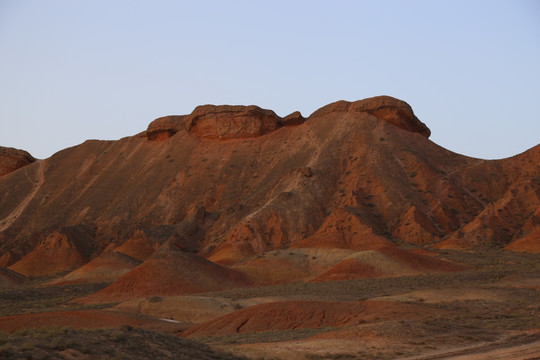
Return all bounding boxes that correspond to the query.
[9,230,90,277]
[113,230,162,261]
[293,208,393,250]
[0,252,18,268]
[312,246,463,282]
[232,248,354,286]
[51,251,141,285]
[506,227,540,253]
[0,309,184,334]
[181,300,428,338]
[79,242,250,303]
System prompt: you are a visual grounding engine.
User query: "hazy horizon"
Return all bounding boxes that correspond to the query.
[1,0,539,160]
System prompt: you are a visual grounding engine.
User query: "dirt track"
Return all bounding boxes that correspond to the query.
[405,333,540,360]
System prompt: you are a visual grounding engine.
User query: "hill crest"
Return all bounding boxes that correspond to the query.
[0,96,538,285]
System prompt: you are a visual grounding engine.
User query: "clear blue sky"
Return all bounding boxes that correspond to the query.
[1,0,539,159]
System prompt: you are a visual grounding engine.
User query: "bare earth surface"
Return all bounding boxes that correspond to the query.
[0,96,539,359]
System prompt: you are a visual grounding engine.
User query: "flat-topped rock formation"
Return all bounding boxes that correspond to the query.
[146,105,285,141]
[146,95,428,141]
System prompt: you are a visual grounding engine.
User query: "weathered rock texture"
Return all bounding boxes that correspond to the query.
[146,115,185,141]
[310,95,431,137]
[9,226,95,276]
[145,96,427,142]
[0,95,538,293]
[187,105,281,139]
[0,147,35,176]
[146,105,283,141]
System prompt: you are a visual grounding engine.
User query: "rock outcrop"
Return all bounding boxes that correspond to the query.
[147,96,429,142]
[146,115,185,141]
[79,241,250,303]
[0,147,36,176]
[0,267,26,289]
[181,300,427,338]
[310,95,431,137]
[281,111,306,126]
[146,105,283,141]
[186,105,281,139]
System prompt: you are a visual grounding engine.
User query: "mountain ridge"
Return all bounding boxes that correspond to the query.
[0,96,538,287]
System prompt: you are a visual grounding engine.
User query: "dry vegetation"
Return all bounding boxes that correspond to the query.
[0,282,112,317]
[0,326,248,360]
[0,250,538,359]
[194,250,540,359]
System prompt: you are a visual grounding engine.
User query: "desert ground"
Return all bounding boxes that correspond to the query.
[0,248,538,359]
[1,96,538,359]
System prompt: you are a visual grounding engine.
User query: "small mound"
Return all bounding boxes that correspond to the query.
[146,115,186,141]
[187,105,281,139]
[233,248,355,285]
[146,105,285,141]
[79,242,250,303]
[0,267,26,289]
[9,226,94,277]
[506,227,540,253]
[293,208,393,251]
[206,242,256,266]
[51,251,142,285]
[114,229,164,261]
[309,95,430,137]
[0,251,19,267]
[181,300,425,338]
[313,246,463,281]
[392,206,441,244]
[312,257,384,280]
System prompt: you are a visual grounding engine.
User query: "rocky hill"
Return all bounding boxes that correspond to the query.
[0,96,538,292]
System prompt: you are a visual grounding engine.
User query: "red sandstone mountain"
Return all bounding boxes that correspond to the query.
[0,96,538,293]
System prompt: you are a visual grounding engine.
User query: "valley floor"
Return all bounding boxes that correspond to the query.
[0,249,539,360]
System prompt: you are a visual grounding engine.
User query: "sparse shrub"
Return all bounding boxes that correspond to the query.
[120,325,134,332]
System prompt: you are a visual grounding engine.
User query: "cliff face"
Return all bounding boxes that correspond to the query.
[0,96,538,280]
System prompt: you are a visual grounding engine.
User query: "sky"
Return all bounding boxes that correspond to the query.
[0,0,539,160]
